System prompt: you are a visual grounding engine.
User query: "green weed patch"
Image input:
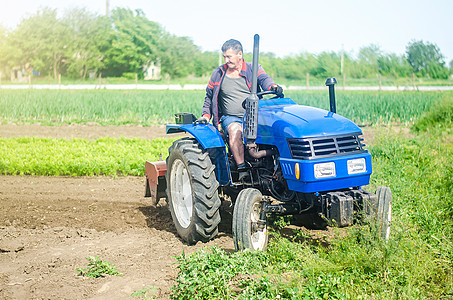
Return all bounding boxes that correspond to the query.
[77,256,122,278]
[131,286,158,299]
[171,128,453,299]
[412,94,453,131]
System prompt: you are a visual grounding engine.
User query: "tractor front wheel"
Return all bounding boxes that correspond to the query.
[166,138,221,244]
[376,186,392,240]
[233,188,268,251]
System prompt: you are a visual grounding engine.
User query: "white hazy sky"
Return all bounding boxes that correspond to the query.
[1,0,452,63]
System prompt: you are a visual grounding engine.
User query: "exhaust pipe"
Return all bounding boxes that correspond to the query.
[244,34,260,145]
[325,77,337,113]
[247,143,275,159]
[244,34,275,159]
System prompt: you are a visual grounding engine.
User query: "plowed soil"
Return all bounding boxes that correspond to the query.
[0,123,390,299]
[0,124,229,299]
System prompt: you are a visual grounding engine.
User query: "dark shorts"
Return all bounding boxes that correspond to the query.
[219,115,243,137]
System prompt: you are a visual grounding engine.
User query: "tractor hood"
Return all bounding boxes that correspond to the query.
[256,98,362,140]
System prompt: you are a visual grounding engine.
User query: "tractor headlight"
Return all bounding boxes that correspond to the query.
[314,162,336,179]
[347,158,366,174]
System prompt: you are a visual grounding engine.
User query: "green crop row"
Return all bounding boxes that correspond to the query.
[0,90,449,125]
[0,137,176,176]
[291,90,446,125]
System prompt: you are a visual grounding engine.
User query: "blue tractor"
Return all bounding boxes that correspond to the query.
[145,35,392,251]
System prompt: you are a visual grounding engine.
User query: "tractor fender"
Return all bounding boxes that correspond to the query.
[166,123,225,149]
[166,123,231,186]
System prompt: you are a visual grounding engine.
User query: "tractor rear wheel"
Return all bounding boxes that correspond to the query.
[233,188,268,251]
[376,186,392,240]
[166,138,221,244]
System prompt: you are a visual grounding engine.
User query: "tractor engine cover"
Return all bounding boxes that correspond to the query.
[323,192,354,227]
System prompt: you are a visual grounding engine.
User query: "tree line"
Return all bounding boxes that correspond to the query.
[0,7,451,81]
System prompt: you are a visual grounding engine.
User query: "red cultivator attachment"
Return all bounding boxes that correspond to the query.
[144,160,167,205]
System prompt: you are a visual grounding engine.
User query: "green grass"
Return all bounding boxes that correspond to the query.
[412,94,453,131]
[0,137,177,176]
[0,90,449,126]
[170,127,453,299]
[170,105,453,299]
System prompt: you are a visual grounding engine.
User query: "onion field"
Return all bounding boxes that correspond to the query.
[0,89,449,125]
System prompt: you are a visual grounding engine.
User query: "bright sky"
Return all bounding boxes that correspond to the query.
[1,0,452,63]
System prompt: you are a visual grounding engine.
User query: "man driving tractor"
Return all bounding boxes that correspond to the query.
[201,39,283,180]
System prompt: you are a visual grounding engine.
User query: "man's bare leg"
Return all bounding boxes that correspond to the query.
[227,122,245,166]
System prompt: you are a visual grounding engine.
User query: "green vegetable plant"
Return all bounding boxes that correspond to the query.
[0,137,176,176]
[77,256,122,278]
[131,286,158,299]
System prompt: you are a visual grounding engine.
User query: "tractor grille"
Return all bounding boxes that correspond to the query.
[287,134,366,160]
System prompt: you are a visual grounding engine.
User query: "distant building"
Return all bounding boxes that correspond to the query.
[144,60,162,80]
[10,66,27,82]
[89,70,96,80]
[10,63,35,82]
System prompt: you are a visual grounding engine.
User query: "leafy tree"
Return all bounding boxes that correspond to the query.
[378,53,412,78]
[312,52,340,78]
[102,8,164,77]
[101,8,206,79]
[0,24,10,76]
[2,6,451,82]
[274,56,304,80]
[267,53,317,81]
[0,23,24,74]
[357,44,381,77]
[406,40,449,79]
[159,34,199,78]
[255,52,278,79]
[195,50,220,78]
[62,8,108,79]
[9,7,70,79]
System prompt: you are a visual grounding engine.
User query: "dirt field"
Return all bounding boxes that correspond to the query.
[0,124,227,299]
[0,123,398,299]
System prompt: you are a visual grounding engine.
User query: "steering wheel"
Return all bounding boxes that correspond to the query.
[242,89,284,109]
[256,90,284,98]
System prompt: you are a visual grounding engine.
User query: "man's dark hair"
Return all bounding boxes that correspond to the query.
[222,39,243,54]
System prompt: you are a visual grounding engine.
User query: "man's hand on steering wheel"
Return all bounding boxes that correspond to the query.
[271,84,284,98]
[196,114,210,124]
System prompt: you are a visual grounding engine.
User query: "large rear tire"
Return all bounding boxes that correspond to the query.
[166,138,221,244]
[233,188,268,251]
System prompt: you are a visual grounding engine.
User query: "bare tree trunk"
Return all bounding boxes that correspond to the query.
[53,53,58,81]
[82,65,88,80]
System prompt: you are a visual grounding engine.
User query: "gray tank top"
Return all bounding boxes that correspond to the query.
[219,75,250,117]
